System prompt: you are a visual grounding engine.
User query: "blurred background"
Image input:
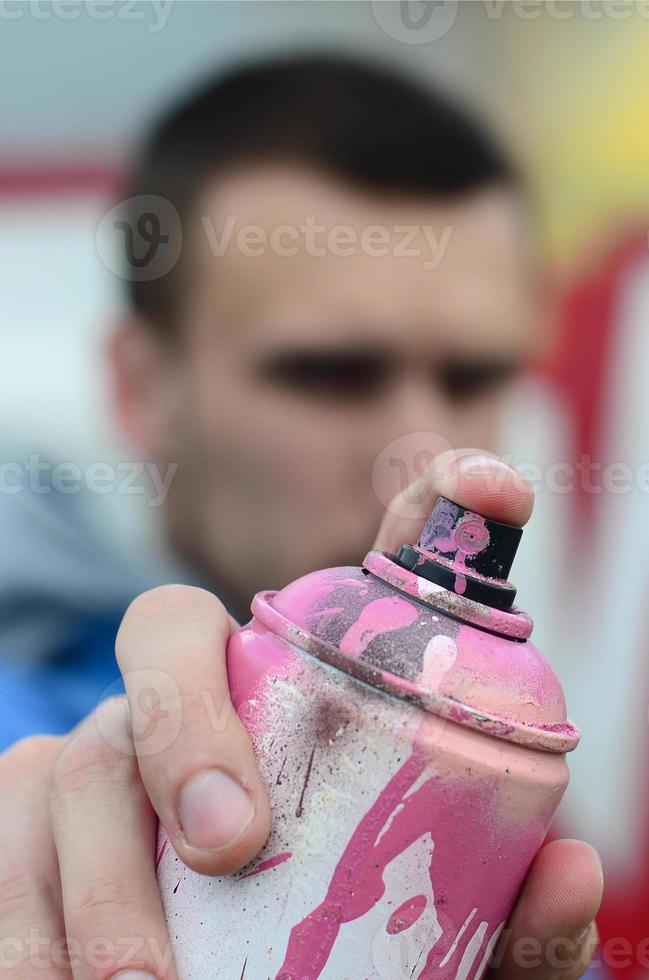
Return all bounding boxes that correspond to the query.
[5,2,649,470]
[3,2,649,975]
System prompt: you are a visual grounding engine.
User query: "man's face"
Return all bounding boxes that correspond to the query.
[119,164,542,604]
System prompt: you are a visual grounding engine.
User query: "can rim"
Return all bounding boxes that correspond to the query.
[251,591,580,754]
[364,550,534,640]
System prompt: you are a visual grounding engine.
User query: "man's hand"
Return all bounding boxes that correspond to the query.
[0,451,603,979]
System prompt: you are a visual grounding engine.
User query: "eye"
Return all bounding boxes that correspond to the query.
[437,359,519,404]
[257,351,393,401]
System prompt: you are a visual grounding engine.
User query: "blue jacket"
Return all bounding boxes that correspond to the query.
[0,614,124,748]
[0,468,190,749]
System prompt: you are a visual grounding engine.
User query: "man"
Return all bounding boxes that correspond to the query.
[0,56,601,977]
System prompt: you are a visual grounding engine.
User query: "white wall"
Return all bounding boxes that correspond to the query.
[1,1,484,161]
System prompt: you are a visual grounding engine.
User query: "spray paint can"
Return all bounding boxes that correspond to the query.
[157,496,579,979]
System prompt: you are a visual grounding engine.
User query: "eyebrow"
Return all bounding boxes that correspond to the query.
[254,347,396,382]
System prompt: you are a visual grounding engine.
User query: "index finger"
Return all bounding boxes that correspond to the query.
[373,448,535,554]
[115,584,271,876]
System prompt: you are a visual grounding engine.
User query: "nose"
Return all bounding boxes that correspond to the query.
[382,373,454,444]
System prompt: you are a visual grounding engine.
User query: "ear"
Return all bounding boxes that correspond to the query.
[108,317,173,458]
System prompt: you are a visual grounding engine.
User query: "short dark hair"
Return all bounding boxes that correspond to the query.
[126,53,518,327]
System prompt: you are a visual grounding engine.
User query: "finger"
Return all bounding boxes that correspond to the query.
[374,448,535,554]
[116,584,271,876]
[490,839,603,979]
[49,699,176,980]
[0,735,71,979]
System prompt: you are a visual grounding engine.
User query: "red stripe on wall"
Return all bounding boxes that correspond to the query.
[0,164,126,197]
[544,233,649,534]
[545,237,649,976]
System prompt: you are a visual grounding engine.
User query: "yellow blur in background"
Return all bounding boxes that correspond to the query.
[482,3,649,270]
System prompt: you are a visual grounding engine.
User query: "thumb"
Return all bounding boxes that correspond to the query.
[489,839,603,979]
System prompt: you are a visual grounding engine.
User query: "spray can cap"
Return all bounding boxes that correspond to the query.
[396,496,523,611]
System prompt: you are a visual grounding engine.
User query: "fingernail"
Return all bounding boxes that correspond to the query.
[433,453,507,497]
[457,454,530,497]
[179,769,255,850]
[432,448,496,476]
[456,452,511,476]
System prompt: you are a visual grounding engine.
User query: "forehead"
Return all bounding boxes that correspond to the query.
[188,164,536,356]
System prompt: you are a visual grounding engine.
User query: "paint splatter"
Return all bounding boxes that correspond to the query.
[276,737,510,979]
[386,895,428,934]
[240,852,292,879]
[418,636,457,694]
[296,743,316,818]
[155,838,168,870]
[339,595,419,657]
[429,512,490,596]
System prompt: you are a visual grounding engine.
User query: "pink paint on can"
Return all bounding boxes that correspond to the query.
[240,851,293,879]
[339,594,419,657]
[157,496,579,979]
[386,896,428,935]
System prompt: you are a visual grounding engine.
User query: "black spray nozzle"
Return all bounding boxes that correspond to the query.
[396,497,523,611]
